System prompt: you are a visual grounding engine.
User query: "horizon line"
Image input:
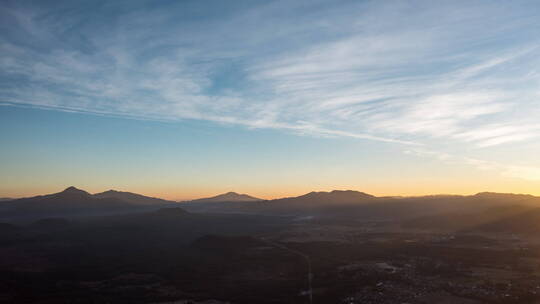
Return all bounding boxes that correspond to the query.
[2,186,539,202]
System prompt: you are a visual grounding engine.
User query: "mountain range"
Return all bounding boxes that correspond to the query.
[3,187,540,232]
[0,186,178,219]
[0,188,267,220]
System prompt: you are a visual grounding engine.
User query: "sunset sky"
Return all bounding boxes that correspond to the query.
[1,0,540,200]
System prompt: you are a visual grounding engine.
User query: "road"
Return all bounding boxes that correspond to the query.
[259,238,313,304]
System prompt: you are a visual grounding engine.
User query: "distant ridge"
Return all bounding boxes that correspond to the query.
[3,186,540,222]
[180,189,540,219]
[473,192,537,199]
[93,189,177,205]
[23,186,93,202]
[271,190,376,205]
[188,192,263,203]
[180,189,377,214]
[0,186,184,219]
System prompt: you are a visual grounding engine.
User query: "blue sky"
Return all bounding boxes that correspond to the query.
[1,0,540,198]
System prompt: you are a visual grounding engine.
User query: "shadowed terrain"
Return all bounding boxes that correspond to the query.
[2,188,540,303]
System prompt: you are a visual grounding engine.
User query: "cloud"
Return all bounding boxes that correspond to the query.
[368,92,509,138]
[1,1,540,159]
[454,123,540,147]
[405,148,540,182]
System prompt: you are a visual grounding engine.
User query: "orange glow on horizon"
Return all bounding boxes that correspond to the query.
[3,181,539,202]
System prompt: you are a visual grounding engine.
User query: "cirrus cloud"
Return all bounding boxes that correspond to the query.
[1,0,540,180]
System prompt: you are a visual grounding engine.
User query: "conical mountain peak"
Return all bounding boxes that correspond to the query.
[61,186,90,195]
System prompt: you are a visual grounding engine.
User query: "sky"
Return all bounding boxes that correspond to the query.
[1,0,540,200]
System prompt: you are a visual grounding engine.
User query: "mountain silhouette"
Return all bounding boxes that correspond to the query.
[0,187,183,219]
[181,189,540,220]
[3,186,540,226]
[188,191,263,203]
[273,190,376,205]
[181,189,377,214]
[7,186,92,204]
[93,189,176,205]
[55,186,92,199]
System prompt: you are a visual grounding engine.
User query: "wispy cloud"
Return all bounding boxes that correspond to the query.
[1,0,540,178]
[405,148,540,182]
